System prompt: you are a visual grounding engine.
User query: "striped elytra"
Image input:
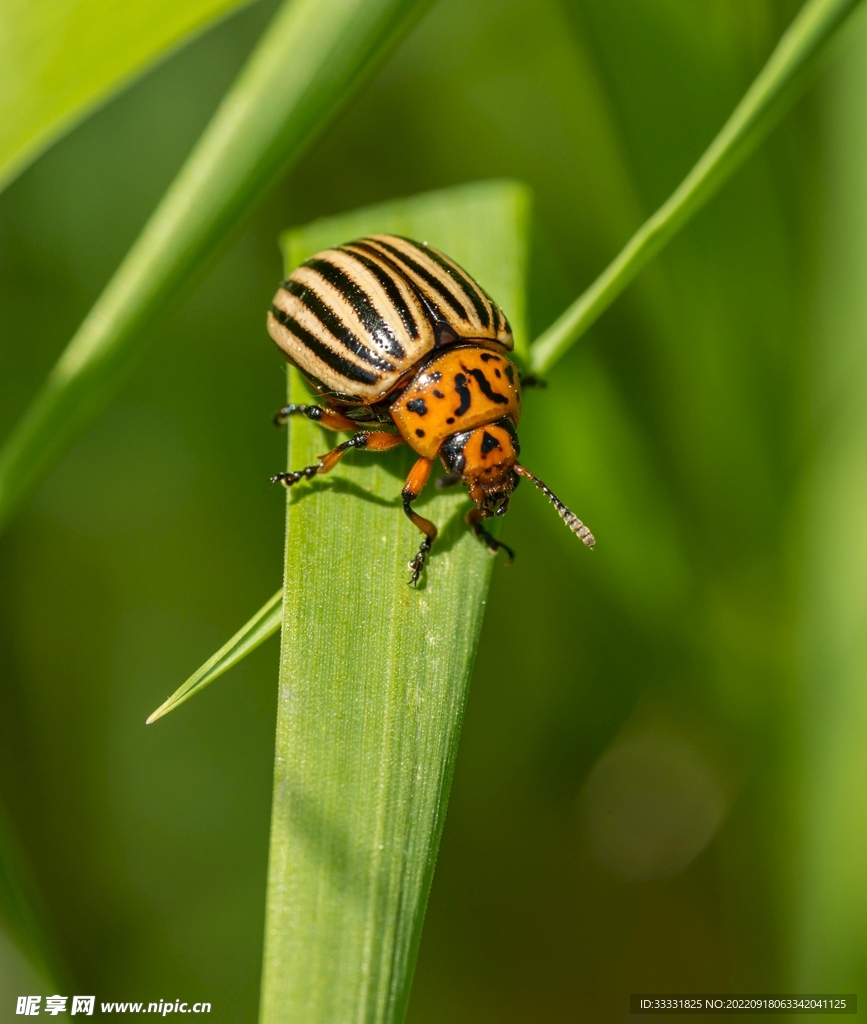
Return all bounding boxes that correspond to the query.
[267,234,513,403]
[269,234,595,586]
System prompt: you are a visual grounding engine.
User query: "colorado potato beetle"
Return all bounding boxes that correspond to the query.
[267,234,594,584]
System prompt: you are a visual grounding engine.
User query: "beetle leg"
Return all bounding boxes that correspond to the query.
[402,457,436,586]
[466,507,515,564]
[518,374,547,390]
[271,431,404,487]
[273,403,359,431]
[434,472,462,491]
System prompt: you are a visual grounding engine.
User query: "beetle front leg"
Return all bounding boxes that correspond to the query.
[467,507,515,564]
[271,431,404,487]
[273,403,358,431]
[402,457,436,585]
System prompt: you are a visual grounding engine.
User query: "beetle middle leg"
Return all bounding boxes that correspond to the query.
[273,404,358,430]
[466,507,515,564]
[435,472,462,491]
[402,457,436,585]
[271,431,404,487]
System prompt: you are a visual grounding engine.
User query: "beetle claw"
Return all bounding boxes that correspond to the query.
[270,465,319,487]
[407,537,432,586]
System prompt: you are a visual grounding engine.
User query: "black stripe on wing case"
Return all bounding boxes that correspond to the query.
[339,245,420,340]
[400,238,491,329]
[279,278,395,371]
[305,258,405,359]
[490,301,501,334]
[270,306,379,385]
[350,240,447,329]
[370,238,469,322]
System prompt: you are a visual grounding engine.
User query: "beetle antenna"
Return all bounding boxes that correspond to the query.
[513,465,595,548]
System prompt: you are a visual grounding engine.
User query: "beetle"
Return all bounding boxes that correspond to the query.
[267,234,594,584]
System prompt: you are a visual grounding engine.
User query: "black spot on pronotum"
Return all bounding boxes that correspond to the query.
[407,398,428,416]
[415,429,425,438]
[446,417,455,424]
[464,366,508,404]
[505,364,515,384]
[480,431,502,456]
[454,373,472,416]
[429,371,442,382]
[494,368,502,378]
[433,389,445,399]
[480,352,498,362]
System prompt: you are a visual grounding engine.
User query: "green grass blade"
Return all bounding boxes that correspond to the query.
[260,179,530,1024]
[529,0,864,375]
[0,0,254,193]
[0,0,430,534]
[146,590,282,724]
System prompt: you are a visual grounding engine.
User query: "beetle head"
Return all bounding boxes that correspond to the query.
[439,418,520,517]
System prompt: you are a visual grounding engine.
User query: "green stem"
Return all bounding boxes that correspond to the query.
[0,0,430,532]
[529,0,863,375]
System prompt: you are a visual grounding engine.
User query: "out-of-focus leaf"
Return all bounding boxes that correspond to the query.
[0,0,256,193]
[147,590,281,724]
[796,9,867,995]
[0,0,431,534]
[260,179,530,1024]
[0,802,64,989]
[529,0,864,374]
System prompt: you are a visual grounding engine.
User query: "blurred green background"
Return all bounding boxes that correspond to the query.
[2,0,866,1019]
